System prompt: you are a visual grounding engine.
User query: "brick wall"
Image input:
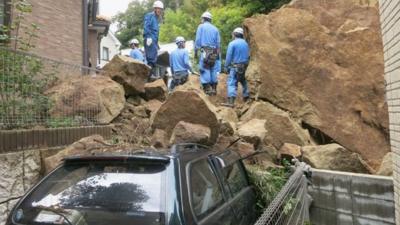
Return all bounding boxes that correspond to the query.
[379,0,400,224]
[23,0,83,65]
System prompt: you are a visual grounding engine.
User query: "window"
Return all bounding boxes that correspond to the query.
[189,159,223,220]
[222,162,248,196]
[102,47,109,61]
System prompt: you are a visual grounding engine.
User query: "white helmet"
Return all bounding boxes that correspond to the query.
[175,36,185,44]
[201,11,212,20]
[129,39,140,45]
[233,27,244,35]
[153,1,164,9]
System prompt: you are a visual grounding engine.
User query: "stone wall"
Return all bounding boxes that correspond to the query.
[0,150,42,225]
[379,0,400,223]
[309,169,395,225]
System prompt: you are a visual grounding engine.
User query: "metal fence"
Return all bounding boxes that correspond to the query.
[254,161,312,225]
[0,48,102,130]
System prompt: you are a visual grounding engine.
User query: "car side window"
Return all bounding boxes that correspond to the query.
[190,159,224,220]
[222,162,248,196]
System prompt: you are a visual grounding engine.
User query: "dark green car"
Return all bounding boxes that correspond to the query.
[6,144,257,225]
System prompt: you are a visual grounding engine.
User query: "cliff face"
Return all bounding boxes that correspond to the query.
[243,0,388,169]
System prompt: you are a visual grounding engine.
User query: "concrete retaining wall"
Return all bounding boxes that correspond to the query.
[309,169,395,225]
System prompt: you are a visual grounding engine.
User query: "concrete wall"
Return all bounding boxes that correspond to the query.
[23,0,84,65]
[379,0,400,224]
[309,169,395,225]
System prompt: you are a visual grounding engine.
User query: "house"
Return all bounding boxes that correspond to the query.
[99,32,121,68]
[0,0,110,68]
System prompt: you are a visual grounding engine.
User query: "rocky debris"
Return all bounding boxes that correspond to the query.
[127,96,147,106]
[216,107,238,136]
[377,152,393,176]
[44,135,110,173]
[46,75,125,124]
[144,79,167,101]
[102,55,151,95]
[143,100,163,116]
[242,102,312,149]
[237,119,268,147]
[133,105,149,118]
[151,129,169,148]
[302,144,369,173]
[169,121,211,145]
[151,90,220,145]
[236,141,255,157]
[279,143,302,161]
[243,0,389,169]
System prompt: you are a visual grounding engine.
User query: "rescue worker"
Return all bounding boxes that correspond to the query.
[129,39,145,63]
[223,27,250,108]
[144,0,164,79]
[169,36,194,91]
[195,11,221,96]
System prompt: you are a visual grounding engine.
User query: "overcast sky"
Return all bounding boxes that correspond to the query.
[100,0,134,32]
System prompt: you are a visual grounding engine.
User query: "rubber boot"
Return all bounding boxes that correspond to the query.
[221,97,235,108]
[243,96,250,102]
[203,84,211,95]
[210,83,217,96]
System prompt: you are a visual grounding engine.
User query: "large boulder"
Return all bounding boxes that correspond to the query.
[169,121,211,145]
[102,55,151,95]
[151,90,220,145]
[144,79,167,101]
[242,102,312,149]
[237,119,268,147]
[302,144,369,173]
[46,76,125,124]
[243,0,389,169]
[44,135,109,173]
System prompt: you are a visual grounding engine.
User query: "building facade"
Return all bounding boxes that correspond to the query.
[379,0,400,224]
[99,32,121,68]
[0,0,110,68]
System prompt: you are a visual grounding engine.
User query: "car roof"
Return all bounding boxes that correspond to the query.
[63,143,218,164]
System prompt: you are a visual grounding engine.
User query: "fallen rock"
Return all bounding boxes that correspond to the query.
[279,143,302,161]
[102,55,151,95]
[144,79,167,101]
[133,105,149,118]
[236,141,255,157]
[302,144,369,173]
[170,121,211,145]
[46,76,125,124]
[151,129,169,148]
[44,135,109,173]
[237,119,268,147]
[217,107,239,123]
[242,101,312,149]
[377,152,393,176]
[144,100,162,116]
[243,0,389,169]
[151,90,220,145]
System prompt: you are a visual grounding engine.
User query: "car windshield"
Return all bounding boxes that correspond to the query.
[12,160,167,225]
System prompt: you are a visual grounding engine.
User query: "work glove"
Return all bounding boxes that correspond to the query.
[146,38,153,46]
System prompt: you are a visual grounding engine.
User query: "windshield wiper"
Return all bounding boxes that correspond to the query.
[33,205,74,225]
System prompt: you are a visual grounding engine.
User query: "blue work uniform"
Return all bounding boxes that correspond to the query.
[169,48,193,90]
[130,48,145,63]
[225,38,250,98]
[143,12,160,66]
[195,21,220,85]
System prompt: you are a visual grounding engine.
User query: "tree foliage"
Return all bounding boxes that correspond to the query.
[114,0,291,50]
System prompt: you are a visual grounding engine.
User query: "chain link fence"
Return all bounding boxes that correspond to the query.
[0,48,102,130]
[254,161,312,225]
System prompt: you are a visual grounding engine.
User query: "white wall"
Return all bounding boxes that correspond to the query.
[99,32,121,68]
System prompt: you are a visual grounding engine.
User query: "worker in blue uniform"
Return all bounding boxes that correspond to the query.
[223,27,250,108]
[169,36,194,91]
[143,0,164,79]
[129,39,145,63]
[195,11,221,96]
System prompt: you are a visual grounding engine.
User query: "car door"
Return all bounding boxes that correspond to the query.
[187,157,236,225]
[211,151,257,225]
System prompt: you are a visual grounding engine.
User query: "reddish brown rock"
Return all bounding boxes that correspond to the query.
[144,79,167,101]
[169,121,211,145]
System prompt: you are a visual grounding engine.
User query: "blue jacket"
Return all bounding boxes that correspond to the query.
[130,48,145,62]
[143,12,159,42]
[225,38,250,70]
[170,48,192,74]
[195,22,220,50]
